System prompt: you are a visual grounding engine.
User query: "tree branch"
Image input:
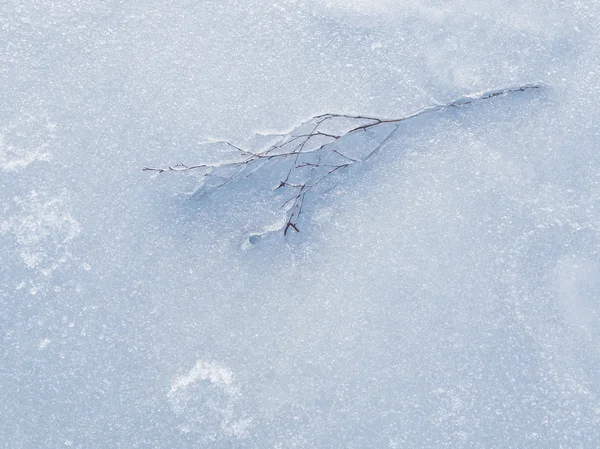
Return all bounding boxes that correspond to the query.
[145,83,544,236]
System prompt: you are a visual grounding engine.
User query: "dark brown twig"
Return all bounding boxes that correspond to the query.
[144,83,544,236]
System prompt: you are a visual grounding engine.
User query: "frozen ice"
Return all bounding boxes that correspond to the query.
[2,0,600,447]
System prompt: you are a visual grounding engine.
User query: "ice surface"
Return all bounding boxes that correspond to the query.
[2,0,600,447]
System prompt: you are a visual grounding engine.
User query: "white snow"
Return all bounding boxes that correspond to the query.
[2,0,600,447]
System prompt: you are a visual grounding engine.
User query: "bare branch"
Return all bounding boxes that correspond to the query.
[146,83,544,237]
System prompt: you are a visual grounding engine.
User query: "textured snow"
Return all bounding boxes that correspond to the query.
[2,0,600,447]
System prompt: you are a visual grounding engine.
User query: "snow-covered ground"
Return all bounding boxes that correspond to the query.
[2,1,600,447]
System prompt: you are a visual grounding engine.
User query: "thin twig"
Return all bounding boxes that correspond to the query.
[145,83,544,236]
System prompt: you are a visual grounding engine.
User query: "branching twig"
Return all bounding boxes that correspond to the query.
[145,83,544,237]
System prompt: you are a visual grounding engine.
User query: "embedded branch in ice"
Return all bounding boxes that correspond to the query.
[145,83,544,236]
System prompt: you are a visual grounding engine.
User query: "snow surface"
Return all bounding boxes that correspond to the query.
[2,0,600,447]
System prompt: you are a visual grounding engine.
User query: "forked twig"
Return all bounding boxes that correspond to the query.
[145,83,544,236]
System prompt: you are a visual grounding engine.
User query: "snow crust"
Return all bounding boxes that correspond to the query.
[2,0,600,447]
